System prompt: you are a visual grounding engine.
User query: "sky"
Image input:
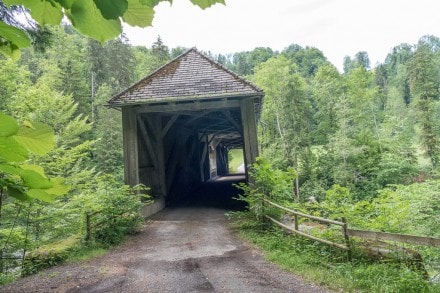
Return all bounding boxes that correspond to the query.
[123,0,440,71]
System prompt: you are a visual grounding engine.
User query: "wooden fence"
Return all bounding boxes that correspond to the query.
[347,229,440,247]
[263,199,440,261]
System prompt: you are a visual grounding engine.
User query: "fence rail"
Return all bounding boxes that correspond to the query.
[347,229,440,247]
[262,198,440,262]
[263,199,351,259]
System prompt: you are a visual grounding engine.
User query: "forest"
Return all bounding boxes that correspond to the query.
[0,19,439,290]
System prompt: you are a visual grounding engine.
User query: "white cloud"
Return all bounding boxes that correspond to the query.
[123,0,440,70]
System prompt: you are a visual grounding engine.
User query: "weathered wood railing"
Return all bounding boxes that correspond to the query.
[346,229,440,247]
[263,199,352,260]
[262,199,440,261]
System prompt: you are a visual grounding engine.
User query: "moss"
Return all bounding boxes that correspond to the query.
[22,236,81,276]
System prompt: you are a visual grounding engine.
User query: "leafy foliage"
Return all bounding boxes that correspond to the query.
[236,158,296,220]
[0,112,69,202]
[0,0,225,58]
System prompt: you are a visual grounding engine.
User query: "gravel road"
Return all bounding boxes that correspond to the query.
[1,178,327,293]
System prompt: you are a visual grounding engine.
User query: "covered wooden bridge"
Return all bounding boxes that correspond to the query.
[108,48,264,210]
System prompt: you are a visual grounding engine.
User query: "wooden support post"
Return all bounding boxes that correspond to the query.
[294,210,299,231]
[122,107,139,186]
[342,217,352,261]
[240,98,259,181]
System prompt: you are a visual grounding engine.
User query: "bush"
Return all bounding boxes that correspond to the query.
[235,157,296,220]
[86,175,147,246]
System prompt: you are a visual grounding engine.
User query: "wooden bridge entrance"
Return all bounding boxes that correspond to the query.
[108,48,264,206]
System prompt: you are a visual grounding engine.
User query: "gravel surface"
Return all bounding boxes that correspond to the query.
[0,178,328,293]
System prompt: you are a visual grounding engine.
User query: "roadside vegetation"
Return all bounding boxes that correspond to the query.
[231,159,440,292]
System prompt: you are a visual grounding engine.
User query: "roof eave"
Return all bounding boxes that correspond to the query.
[106,91,264,108]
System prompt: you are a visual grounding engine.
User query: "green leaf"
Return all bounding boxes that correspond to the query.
[13,122,55,155]
[67,0,122,43]
[0,137,28,162]
[94,0,128,20]
[0,164,52,189]
[190,0,224,9]
[123,0,155,27]
[0,21,31,59]
[8,186,32,201]
[139,0,170,6]
[27,189,58,202]
[52,0,74,9]
[45,177,70,195]
[21,164,46,177]
[21,170,52,189]
[0,112,19,137]
[0,21,31,48]
[0,163,23,176]
[4,0,63,25]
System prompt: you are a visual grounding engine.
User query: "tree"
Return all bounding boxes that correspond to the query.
[355,51,370,69]
[407,42,440,168]
[343,51,370,73]
[151,36,170,64]
[18,25,90,116]
[283,44,329,77]
[310,64,343,144]
[0,0,225,59]
[253,55,313,198]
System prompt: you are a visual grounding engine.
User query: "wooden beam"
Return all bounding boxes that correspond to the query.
[161,115,179,138]
[183,110,218,126]
[199,135,208,182]
[137,116,158,168]
[221,110,243,136]
[136,100,240,113]
[122,108,139,186]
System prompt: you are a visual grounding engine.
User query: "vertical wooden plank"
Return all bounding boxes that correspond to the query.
[122,107,139,186]
[152,115,167,198]
[240,98,259,180]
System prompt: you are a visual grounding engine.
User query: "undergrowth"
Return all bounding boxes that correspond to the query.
[230,212,440,293]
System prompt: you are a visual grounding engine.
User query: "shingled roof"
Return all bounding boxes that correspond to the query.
[108,48,263,106]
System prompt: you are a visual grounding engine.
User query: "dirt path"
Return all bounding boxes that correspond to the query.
[1,206,327,293]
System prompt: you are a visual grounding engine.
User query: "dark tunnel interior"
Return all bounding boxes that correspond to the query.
[170,175,247,211]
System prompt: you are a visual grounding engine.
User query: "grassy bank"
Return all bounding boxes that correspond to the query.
[231,215,440,293]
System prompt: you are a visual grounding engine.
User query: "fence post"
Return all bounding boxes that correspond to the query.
[85,212,91,242]
[294,209,299,231]
[341,217,351,261]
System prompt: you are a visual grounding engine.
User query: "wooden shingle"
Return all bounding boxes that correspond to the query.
[108,48,263,106]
